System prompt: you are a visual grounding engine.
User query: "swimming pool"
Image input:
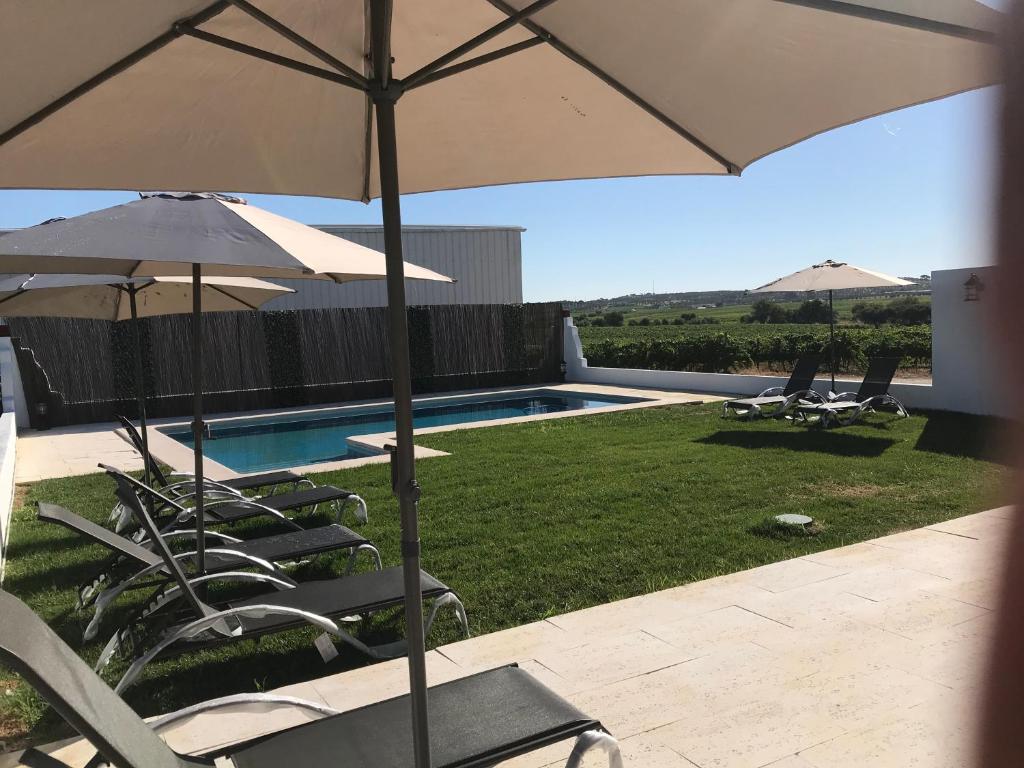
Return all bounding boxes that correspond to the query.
[161,389,650,473]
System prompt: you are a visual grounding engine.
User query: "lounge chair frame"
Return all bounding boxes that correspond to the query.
[793,356,909,428]
[98,481,467,693]
[722,356,827,419]
[102,464,368,533]
[0,591,619,768]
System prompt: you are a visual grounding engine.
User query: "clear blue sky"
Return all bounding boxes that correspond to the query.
[0,87,997,303]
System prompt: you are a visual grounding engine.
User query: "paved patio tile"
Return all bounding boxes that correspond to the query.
[927,512,1014,542]
[760,756,819,768]
[644,605,790,656]
[309,650,464,711]
[822,564,953,603]
[922,574,1001,610]
[733,578,879,629]
[436,618,575,669]
[839,589,990,639]
[534,629,698,689]
[727,556,847,593]
[798,707,974,768]
[545,579,752,637]
[651,685,848,768]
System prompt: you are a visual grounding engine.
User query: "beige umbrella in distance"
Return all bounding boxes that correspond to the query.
[0,272,296,492]
[752,259,914,389]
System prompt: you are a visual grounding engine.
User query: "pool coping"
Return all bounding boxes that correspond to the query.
[134,382,717,479]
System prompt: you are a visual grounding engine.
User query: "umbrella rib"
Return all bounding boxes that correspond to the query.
[361,93,374,203]
[221,0,369,86]
[0,290,26,310]
[0,1,229,147]
[207,284,262,311]
[774,0,997,44]
[483,0,740,175]
[175,25,367,92]
[403,37,546,91]
[402,0,560,90]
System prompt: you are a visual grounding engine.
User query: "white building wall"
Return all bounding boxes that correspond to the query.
[930,266,1004,416]
[0,413,17,582]
[262,225,524,310]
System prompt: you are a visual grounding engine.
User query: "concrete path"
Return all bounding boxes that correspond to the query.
[29,507,1007,767]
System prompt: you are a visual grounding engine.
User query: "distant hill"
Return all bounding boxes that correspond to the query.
[563,276,930,312]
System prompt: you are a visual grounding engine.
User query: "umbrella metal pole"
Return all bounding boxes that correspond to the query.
[127,286,152,494]
[371,2,431,764]
[376,92,432,768]
[191,264,206,577]
[829,289,836,392]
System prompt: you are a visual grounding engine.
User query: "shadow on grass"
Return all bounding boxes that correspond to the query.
[914,412,1012,464]
[748,517,825,541]
[696,430,895,457]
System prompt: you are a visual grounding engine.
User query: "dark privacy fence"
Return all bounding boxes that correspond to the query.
[7,303,564,428]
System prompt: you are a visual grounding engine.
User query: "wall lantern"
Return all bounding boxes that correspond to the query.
[964,273,984,302]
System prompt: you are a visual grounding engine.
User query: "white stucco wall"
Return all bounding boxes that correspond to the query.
[0,413,17,582]
[565,268,1003,417]
[564,319,940,410]
[0,335,29,429]
[930,266,1003,416]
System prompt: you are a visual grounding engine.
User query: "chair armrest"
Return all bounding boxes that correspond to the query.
[829,391,857,402]
[115,605,342,693]
[755,386,785,397]
[149,693,341,735]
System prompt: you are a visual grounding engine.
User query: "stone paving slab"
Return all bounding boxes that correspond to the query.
[20,510,1004,767]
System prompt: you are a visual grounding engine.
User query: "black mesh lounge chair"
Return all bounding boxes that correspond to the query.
[794,356,909,427]
[721,356,827,419]
[96,480,468,693]
[0,591,622,768]
[36,502,381,642]
[116,414,315,497]
[102,465,368,536]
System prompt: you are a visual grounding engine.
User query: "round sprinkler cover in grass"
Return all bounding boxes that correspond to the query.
[775,514,813,527]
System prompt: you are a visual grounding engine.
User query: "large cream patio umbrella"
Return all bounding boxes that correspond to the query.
[0,2,1002,764]
[751,259,914,390]
[0,272,295,494]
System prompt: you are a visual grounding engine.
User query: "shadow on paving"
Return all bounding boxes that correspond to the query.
[695,430,896,457]
[914,412,1013,464]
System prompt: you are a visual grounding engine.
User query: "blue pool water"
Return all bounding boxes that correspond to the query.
[162,390,648,473]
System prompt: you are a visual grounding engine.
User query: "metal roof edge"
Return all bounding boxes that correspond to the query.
[313,224,527,233]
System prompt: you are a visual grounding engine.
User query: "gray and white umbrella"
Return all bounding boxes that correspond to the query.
[751,259,914,389]
[0,193,453,585]
[0,2,1001,764]
[0,272,295,492]
[0,193,453,282]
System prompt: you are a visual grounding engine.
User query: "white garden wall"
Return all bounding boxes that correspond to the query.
[0,413,17,582]
[930,266,1004,416]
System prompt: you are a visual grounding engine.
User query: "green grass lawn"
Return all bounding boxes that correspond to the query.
[0,403,1009,746]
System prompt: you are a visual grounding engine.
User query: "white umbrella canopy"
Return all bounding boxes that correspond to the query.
[751,259,916,389]
[0,1,1001,199]
[751,260,914,293]
[0,193,456,282]
[0,273,294,320]
[0,3,1002,765]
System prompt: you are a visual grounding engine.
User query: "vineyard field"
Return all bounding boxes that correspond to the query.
[577,324,931,374]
